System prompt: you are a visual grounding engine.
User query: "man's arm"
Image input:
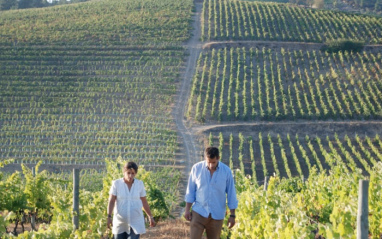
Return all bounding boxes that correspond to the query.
[227,208,236,228]
[226,170,238,229]
[184,167,196,221]
[184,202,193,221]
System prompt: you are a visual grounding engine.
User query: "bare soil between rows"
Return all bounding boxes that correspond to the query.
[203,40,382,53]
[193,120,382,139]
[0,163,105,174]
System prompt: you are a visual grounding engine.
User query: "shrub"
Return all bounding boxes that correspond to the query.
[322,39,365,53]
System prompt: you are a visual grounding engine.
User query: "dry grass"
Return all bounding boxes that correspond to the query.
[8,219,204,238]
[143,219,194,239]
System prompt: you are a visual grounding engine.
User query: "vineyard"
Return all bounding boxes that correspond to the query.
[0,0,194,168]
[200,0,382,43]
[187,46,382,122]
[0,0,192,46]
[0,46,183,166]
[0,158,180,238]
[191,0,382,237]
[198,123,382,238]
[1,0,382,237]
[229,161,382,238]
[0,0,194,236]
[200,123,382,181]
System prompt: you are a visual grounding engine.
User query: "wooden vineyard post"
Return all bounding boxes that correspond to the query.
[31,167,36,231]
[264,176,269,191]
[73,169,80,230]
[357,180,369,239]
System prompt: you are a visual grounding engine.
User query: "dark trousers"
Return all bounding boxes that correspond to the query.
[114,227,140,239]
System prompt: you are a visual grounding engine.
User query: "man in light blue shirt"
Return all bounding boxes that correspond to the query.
[184,147,238,239]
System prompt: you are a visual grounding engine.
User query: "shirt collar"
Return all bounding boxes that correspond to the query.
[205,161,219,170]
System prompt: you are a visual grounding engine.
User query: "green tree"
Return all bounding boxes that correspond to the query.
[32,0,45,8]
[375,0,381,11]
[17,0,32,8]
[0,0,17,10]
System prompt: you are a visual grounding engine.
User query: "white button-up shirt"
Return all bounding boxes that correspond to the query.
[109,178,146,234]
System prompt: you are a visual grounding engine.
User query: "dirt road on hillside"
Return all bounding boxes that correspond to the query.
[174,2,203,174]
[193,120,382,132]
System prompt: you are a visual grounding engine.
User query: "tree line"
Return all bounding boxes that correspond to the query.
[246,0,382,12]
[340,0,382,12]
[0,0,88,11]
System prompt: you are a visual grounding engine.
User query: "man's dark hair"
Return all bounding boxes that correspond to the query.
[123,161,138,173]
[205,147,219,159]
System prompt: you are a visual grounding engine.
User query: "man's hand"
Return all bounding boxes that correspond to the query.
[184,211,192,221]
[107,217,112,229]
[227,216,235,229]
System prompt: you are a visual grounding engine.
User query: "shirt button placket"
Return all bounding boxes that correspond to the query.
[127,201,130,225]
[208,180,213,215]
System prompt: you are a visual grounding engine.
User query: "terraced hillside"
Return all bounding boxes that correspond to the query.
[0,0,194,237]
[0,0,191,46]
[187,46,382,122]
[185,0,382,239]
[1,0,382,238]
[201,0,382,43]
[188,0,382,178]
[188,1,382,237]
[0,46,182,165]
[197,123,382,180]
[0,0,193,169]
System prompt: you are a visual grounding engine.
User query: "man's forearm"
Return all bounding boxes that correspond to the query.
[229,209,236,216]
[227,208,236,228]
[185,202,193,212]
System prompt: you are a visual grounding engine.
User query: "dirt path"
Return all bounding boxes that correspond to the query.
[192,120,382,134]
[203,40,382,51]
[203,40,324,50]
[191,120,382,142]
[173,2,203,181]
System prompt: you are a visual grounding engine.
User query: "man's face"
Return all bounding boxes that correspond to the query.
[205,155,219,170]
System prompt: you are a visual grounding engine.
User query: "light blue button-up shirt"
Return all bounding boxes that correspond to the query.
[185,161,238,220]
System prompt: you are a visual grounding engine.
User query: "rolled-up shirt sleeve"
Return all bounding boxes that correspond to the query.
[185,167,196,203]
[226,170,238,209]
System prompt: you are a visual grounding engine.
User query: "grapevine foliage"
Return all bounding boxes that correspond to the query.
[229,163,382,239]
[0,157,170,238]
